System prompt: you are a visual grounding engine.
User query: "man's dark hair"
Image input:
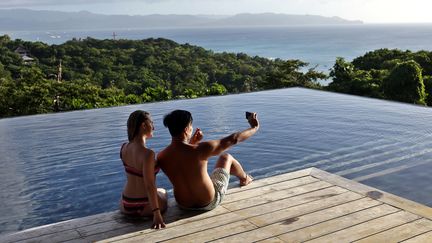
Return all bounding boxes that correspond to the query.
[163,110,193,137]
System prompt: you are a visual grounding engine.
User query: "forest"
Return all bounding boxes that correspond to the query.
[0,35,324,117]
[1,35,432,118]
[326,48,432,106]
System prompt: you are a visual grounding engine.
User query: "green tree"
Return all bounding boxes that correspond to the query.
[383,60,426,105]
[328,58,382,98]
[422,75,432,106]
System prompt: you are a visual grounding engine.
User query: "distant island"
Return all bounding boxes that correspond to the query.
[0,9,363,31]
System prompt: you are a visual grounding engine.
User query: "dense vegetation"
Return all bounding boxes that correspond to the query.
[2,35,432,118]
[0,35,325,117]
[327,49,432,105]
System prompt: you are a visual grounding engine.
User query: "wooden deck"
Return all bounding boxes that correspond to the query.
[2,167,432,243]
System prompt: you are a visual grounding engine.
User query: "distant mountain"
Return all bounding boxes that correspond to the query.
[0,9,362,31]
[211,13,363,26]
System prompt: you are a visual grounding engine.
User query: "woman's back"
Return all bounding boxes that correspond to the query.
[120,110,167,229]
[120,142,151,198]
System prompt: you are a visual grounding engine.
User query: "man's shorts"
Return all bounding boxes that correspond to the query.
[179,167,230,211]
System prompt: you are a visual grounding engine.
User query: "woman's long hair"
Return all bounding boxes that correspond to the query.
[127,110,150,142]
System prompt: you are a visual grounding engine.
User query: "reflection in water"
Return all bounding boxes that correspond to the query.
[1,87,432,234]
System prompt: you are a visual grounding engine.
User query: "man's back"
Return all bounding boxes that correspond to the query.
[157,142,215,208]
[159,109,259,210]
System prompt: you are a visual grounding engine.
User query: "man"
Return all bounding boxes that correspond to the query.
[157,110,259,210]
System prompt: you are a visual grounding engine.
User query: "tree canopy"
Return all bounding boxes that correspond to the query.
[327,48,432,105]
[0,36,325,118]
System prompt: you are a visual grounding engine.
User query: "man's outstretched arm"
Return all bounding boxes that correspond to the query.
[197,113,259,158]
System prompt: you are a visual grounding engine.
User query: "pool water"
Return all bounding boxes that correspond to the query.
[1,87,431,234]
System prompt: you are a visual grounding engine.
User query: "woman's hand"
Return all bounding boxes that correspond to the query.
[152,211,166,229]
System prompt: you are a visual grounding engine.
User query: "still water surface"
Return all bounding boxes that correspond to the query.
[1,88,432,234]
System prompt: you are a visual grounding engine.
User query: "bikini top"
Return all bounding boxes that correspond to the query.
[120,143,160,177]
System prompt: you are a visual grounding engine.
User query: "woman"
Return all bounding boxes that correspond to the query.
[120,110,167,229]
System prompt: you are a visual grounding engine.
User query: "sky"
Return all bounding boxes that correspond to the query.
[0,0,432,23]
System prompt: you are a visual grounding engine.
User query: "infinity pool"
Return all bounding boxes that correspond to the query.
[1,87,431,234]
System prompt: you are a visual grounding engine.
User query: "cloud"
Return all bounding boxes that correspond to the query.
[0,0,163,8]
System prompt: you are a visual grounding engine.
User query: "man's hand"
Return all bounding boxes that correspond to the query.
[247,112,259,129]
[190,128,203,144]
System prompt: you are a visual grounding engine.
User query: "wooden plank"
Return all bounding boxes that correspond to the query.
[0,211,121,243]
[165,196,377,242]
[307,211,421,243]
[65,225,150,243]
[402,230,432,243]
[212,196,376,242]
[9,229,82,243]
[309,168,432,220]
[278,204,400,242]
[101,187,350,242]
[100,211,245,242]
[1,199,186,243]
[247,190,364,226]
[223,180,333,211]
[162,220,257,243]
[235,186,352,219]
[97,206,230,242]
[222,176,319,204]
[354,218,432,243]
[227,168,313,194]
[8,168,431,243]
[257,237,285,243]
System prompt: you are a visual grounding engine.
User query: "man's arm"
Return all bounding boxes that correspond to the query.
[197,113,259,158]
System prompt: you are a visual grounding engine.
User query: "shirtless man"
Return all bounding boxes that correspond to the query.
[157,110,259,210]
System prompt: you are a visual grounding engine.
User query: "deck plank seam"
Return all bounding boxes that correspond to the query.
[222,186,348,214]
[223,180,333,205]
[152,219,258,242]
[204,226,259,243]
[4,213,128,242]
[10,214,147,243]
[195,193,369,243]
[400,229,432,242]
[300,210,403,242]
[11,228,82,243]
[73,209,227,241]
[226,175,313,195]
[64,184,337,242]
[105,190,357,242]
[254,236,286,243]
[309,168,432,220]
[351,217,431,243]
[1,170,313,242]
[75,229,85,240]
[268,201,387,239]
[73,223,147,241]
[240,197,382,240]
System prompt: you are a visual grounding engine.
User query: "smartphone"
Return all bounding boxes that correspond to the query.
[245,111,253,119]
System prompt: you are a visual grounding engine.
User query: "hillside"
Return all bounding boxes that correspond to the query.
[0,9,363,30]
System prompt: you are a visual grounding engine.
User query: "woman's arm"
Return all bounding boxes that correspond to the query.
[143,150,166,229]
